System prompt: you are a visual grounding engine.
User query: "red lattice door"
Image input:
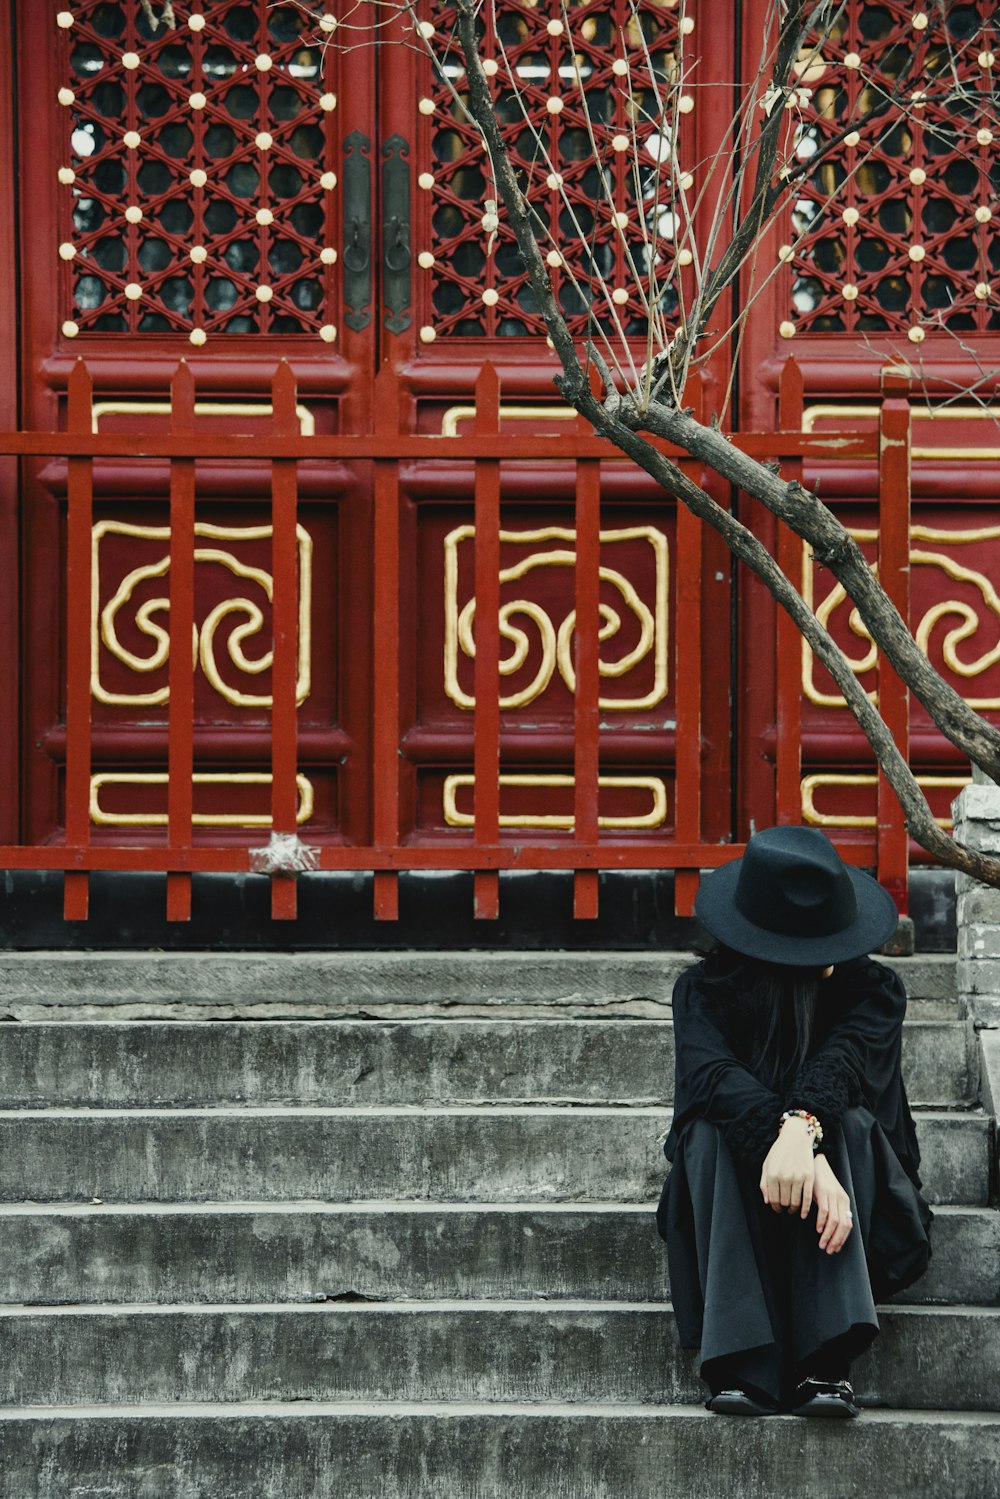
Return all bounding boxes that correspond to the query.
[736,0,1000,896]
[14,0,378,850]
[7,0,738,877]
[373,0,735,858]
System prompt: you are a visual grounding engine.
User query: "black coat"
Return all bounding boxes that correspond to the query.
[662,953,924,1187]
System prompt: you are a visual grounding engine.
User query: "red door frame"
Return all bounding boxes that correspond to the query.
[0,2,19,843]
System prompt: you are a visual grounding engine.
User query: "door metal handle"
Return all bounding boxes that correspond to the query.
[382,134,412,335]
[342,130,372,332]
[384,216,411,274]
[343,216,370,275]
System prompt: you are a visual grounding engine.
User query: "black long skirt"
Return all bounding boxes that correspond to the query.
[656,1106,933,1408]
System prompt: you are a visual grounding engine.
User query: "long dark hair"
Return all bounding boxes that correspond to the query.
[702,944,821,1092]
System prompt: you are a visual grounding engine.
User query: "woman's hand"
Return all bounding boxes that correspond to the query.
[759,1117,815,1216]
[812,1154,854,1253]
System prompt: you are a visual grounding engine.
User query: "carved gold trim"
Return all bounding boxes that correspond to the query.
[802,402,1000,460]
[442,773,668,829]
[440,405,577,437]
[91,521,313,708]
[91,400,315,437]
[89,772,315,827]
[444,524,668,711]
[801,773,968,831]
[802,525,1000,710]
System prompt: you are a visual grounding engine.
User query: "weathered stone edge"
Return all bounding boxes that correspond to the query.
[0,951,958,1010]
[0,1405,997,1499]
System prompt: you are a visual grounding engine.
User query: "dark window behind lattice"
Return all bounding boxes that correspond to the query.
[57,0,338,342]
[420,0,689,340]
[787,0,999,340]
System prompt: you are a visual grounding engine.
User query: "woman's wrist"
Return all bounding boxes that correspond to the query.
[779,1109,824,1152]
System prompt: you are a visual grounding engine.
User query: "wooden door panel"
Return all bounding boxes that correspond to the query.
[379,0,735,851]
[11,0,737,867]
[0,4,18,842]
[735,0,1000,854]
[16,0,377,848]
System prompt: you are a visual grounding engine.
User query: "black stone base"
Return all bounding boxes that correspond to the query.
[0,867,957,952]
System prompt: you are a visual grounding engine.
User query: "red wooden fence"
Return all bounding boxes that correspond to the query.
[0,357,917,923]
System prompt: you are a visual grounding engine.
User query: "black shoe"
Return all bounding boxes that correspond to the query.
[791,1377,860,1418]
[705,1388,778,1417]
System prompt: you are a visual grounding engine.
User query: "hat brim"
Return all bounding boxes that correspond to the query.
[695,856,899,966]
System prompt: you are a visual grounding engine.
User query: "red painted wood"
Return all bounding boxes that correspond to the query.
[0,432,877,462]
[4,2,979,923]
[16,0,65,851]
[269,361,301,921]
[473,363,501,921]
[166,361,196,923]
[7,0,365,907]
[0,366,930,913]
[0,836,891,875]
[681,0,740,911]
[372,364,402,922]
[876,367,912,914]
[699,528,734,834]
[775,359,805,828]
[673,376,707,918]
[0,340,943,918]
[339,0,377,439]
[572,432,601,922]
[401,727,680,763]
[415,0,691,344]
[377,5,418,380]
[0,2,18,847]
[64,361,94,920]
[0,842,748,872]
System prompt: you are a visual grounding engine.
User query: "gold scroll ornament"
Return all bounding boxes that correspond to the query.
[90,772,315,828]
[802,401,1000,461]
[803,526,1000,711]
[443,773,668,830]
[444,524,668,710]
[801,773,969,831]
[90,399,316,437]
[92,520,313,708]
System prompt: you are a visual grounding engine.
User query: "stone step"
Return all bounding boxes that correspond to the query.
[0,1018,975,1108]
[0,1303,993,1410]
[0,1202,992,1308]
[0,951,958,1018]
[1,1405,997,1499]
[0,1108,986,1205]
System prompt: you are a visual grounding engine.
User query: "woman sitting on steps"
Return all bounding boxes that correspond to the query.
[657,825,933,1417]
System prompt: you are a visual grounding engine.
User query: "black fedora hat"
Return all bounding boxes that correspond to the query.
[695,826,898,966]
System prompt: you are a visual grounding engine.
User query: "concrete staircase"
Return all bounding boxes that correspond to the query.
[0,953,996,1497]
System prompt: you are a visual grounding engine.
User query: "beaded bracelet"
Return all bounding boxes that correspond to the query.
[779,1109,824,1152]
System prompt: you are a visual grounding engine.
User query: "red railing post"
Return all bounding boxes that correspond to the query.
[775,357,805,829]
[166,361,196,921]
[572,370,601,919]
[0,383,900,912]
[877,364,912,912]
[673,373,708,917]
[473,363,501,920]
[269,360,301,920]
[372,363,402,920]
[64,360,94,920]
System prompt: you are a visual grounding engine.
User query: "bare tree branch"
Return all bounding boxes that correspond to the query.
[631,398,1000,779]
[577,388,1000,884]
[449,0,1000,884]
